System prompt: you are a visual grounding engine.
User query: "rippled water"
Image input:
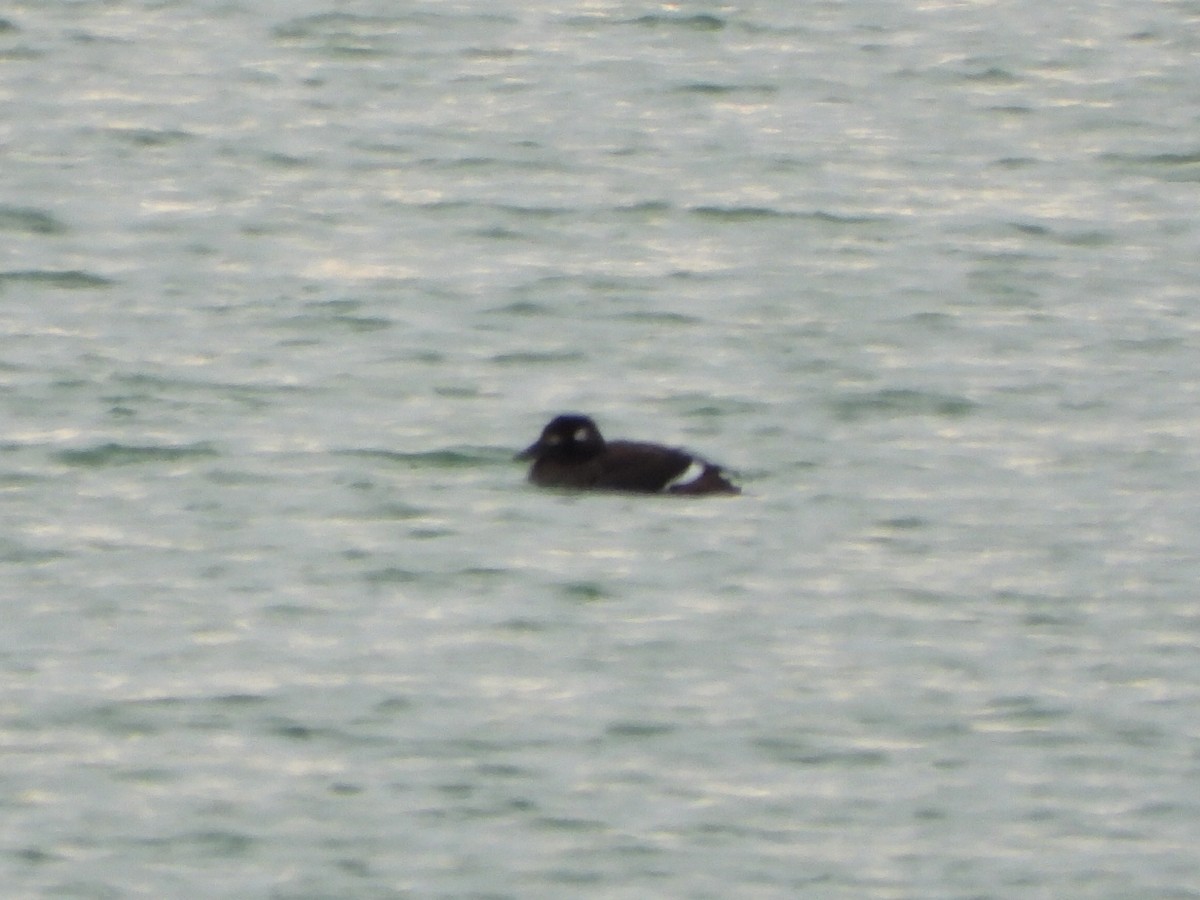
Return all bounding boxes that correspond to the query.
[3,1,1200,897]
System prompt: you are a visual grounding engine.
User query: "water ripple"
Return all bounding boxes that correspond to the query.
[53,442,218,467]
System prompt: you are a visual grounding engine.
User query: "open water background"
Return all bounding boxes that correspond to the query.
[3,1,1200,897]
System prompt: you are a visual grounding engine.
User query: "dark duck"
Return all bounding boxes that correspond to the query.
[516,414,740,495]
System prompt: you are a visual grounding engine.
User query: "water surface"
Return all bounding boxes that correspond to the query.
[2,2,1199,897]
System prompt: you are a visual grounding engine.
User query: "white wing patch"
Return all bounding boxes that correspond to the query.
[665,458,706,490]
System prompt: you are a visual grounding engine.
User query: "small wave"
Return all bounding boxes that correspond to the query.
[754,736,889,767]
[105,127,193,147]
[963,66,1020,84]
[1007,221,1114,247]
[0,205,67,235]
[488,300,550,316]
[492,350,586,365]
[138,829,255,859]
[809,209,891,226]
[614,201,672,216]
[54,442,218,467]
[606,720,676,738]
[628,13,725,31]
[691,205,789,222]
[1108,149,1200,166]
[1101,150,1200,182]
[272,12,405,56]
[417,199,571,217]
[674,82,777,96]
[277,312,393,333]
[0,269,113,289]
[560,580,608,602]
[342,448,499,468]
[829,389,975,421]
[0,537,64,565]
[689,206,884,226]
[363,566,422,585]
[612,310,700,325]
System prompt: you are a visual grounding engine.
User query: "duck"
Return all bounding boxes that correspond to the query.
[516,414,740,495]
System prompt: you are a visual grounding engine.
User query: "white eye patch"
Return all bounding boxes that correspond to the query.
[573,427,592,442]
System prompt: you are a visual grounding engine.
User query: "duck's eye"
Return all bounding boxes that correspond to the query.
[573,427,591,442]
[545,433,562,445]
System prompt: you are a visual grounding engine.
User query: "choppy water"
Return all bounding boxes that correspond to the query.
[3,1,1200,897]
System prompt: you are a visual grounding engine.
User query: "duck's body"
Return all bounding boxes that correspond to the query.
[516,414,739,495]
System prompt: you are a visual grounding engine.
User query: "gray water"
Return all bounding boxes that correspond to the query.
[3,1,1200,897]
